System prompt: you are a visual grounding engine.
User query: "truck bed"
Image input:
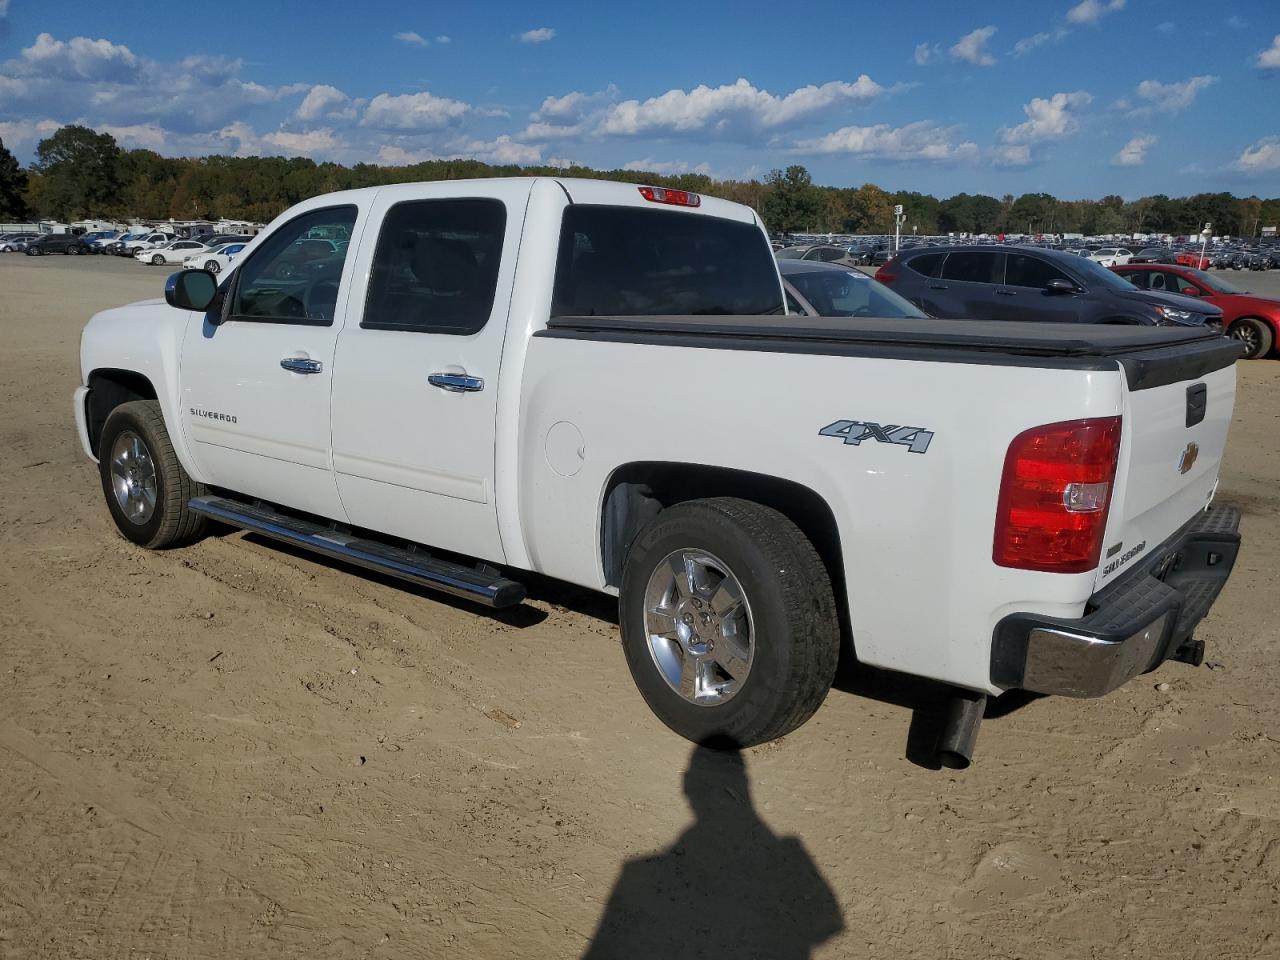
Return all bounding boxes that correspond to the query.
[539,316,1241,388]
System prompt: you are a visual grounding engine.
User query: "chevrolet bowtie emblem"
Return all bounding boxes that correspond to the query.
[1178,441,1200,475]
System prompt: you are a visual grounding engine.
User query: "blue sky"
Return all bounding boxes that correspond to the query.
[0,0,1277,198]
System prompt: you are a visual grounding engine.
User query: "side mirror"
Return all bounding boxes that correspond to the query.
[1046,278,1078,294]
[165,269,218,314]
[1179,287,1201,297]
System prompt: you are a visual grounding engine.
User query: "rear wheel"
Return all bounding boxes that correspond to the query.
[619,497,840,747]
[1228,317,1273,359]
[98,400,207,549]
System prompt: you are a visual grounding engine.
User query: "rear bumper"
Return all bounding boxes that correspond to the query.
[991,504,1241,698]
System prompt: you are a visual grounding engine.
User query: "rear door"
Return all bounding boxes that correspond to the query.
[933,251,1003,319]
[328,184,528,563]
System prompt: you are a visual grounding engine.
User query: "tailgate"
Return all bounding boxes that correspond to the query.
[1097,340,1240,590]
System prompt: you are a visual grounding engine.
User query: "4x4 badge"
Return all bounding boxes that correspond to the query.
[820,420,934,454]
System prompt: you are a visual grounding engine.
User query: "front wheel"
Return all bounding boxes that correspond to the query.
[619,497,840,747]
[205,259,220,274]
[151,253,165,266]
[98,400,208,549]
[1228,318,1274,359]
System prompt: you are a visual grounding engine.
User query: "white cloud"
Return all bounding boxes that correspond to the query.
[598,76,886,138]
[294,84,358,122]
[1235,136,1280,172]
[1000,90,1092,144]
[1133,75,1217,112]
[519,27,556,44]
[1067,0,1126,25]
[0,117,63,145]
[446,135,542,164]
[913,43,940,65]
[1013,32,1052,56]
[622,158,713,176]
[361,91,470,130]
[1113,134,1156,166]
[394,31,428,46]
[992,144,1032,166]
[435,35,451,44]
[19,32,140,81]
[950,26,997,66]
[376,144,440,166]
[98,122,168,150]
[1258,35,1280,69]
[0,0,10,17]
[795,121,979,161]
[263,128,341,154]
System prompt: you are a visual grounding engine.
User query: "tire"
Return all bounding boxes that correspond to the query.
[98,400,207,549]
[204,259,220,274]
[151,253,165,266]
[619,497,840,747]
[1228,317,1274,359]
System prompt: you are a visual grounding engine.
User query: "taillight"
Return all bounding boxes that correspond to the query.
[993,417,1122,573]
[638,186,701,208]
[874,265,897,283]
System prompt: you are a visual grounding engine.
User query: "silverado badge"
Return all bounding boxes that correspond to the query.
[1178,441,1199,475]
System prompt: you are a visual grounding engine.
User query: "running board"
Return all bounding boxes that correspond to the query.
[188,496,526,609]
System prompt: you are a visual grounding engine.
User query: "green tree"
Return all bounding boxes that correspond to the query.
[0,137,29,221]
[31,125,123,219]
[759,165,821,234]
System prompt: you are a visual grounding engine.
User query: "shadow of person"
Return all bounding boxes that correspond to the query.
[582,741,844,959]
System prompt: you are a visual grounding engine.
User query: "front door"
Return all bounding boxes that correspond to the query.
[329,184,528,563]
[179,203,363,520]
[992,252,1085,323]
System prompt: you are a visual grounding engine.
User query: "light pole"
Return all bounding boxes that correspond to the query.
[893,204,905,253]
[1199,222,1212,269]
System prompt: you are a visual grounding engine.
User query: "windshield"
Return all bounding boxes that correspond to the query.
[1193,270,1243,294]
[789,270,926,319]
[1069,255,1135,291]
[552,205,783,317]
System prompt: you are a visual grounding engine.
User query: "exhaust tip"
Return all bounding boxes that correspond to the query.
[935,689,987,770]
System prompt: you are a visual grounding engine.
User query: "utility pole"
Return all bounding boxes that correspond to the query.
[894,204,905,253]
[1199,222,1212,268]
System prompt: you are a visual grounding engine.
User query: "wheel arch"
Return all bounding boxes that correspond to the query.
[84,368,159,457]
[600,461,850,639]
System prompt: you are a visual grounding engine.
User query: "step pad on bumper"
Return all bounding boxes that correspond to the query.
[188,496,526,609]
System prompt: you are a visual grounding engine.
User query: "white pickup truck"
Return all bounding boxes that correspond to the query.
[74,178,1243,766]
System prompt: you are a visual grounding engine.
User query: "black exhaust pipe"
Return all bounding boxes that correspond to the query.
[936,689,987,770]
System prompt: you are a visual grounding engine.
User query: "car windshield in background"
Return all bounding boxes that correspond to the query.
[773,247,805,259]
[790,270,926,319]
[1070,255,1136,291]
[551,206,782,317]
[1194,270,1243,294]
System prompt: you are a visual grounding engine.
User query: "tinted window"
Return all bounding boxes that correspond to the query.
[941,251,999,284]
[552,206,782,317]
[906,252,944,277]
[1148,271,1195,295]
[774,247,804,259]
[1119,270,1148,289]
[230,205,357,325]
[811,247,844,262]
[784,289,808,315]
[788,270,926,319]
[362,198,506,335]
[1004,254,1071,289]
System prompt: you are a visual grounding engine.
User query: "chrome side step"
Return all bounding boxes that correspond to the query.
[188,496,526,608]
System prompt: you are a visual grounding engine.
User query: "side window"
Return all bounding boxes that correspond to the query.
[1148,271,1171,292]
[229,206,357,325]
[1121,271,1148,289]
[907,252,944,277]
[784,289,809,316]
[362,198,506,335]
[941,251,999,284]
[1169,273,1199,295]
[1004,254,1071,289]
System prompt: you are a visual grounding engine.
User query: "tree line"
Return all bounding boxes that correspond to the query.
[0,125,1276,238]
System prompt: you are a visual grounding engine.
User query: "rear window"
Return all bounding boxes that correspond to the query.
[941,251,1000,284]
[906,252,944,277]
[551,205,782,317]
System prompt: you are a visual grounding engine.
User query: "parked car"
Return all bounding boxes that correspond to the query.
[1086,247,1133,267]
[774,243,864,269]
[136,239,214,266]
[73,178,1243,766]
[875,245,1223,327]
[1113,263,1280,358]
[1175,251,1211,270]
[118,232,177,256]
[182,241,247,274]
[779,259,927,319]
[1129,247,1179,264]
[24,234,91,256]
[0,232,41,252]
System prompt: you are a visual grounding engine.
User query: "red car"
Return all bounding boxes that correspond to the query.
[1111,263,1279,359]
[1175,252,1211,270]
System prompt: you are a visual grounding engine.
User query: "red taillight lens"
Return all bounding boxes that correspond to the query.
[874,267,897,283]
[638,186,701,208]
[993,417,1122,573]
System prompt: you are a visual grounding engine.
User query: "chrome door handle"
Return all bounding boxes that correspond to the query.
[428,373,484,393]
[280,357,323,374]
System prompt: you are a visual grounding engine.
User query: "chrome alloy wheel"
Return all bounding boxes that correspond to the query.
[1229,322,1261,358]
[642,549,754,706]
[109,430,158,524]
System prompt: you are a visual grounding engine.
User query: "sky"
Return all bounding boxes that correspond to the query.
[0,0,1277,199]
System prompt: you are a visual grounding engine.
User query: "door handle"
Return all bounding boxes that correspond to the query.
[280,357,323,374]
[995,288,1016,296]
[428,373,484,393]
[928,284,948,290]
